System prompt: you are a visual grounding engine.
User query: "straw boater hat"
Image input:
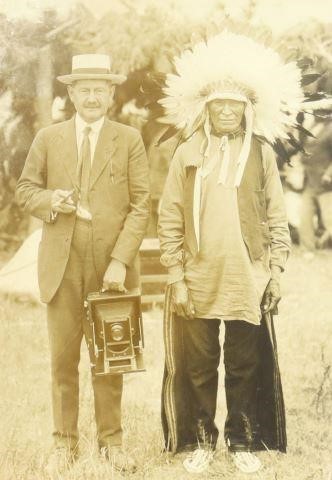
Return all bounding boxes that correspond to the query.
[57,54,126,85]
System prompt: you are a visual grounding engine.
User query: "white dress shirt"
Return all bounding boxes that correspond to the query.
[75,114,105,219]
[75,113,105,164]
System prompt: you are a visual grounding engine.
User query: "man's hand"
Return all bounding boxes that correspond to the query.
[321,173,332,186]
[171,280,195,319]
[102,258,127,293]
[261,278,281,314]
[51,189,76,214]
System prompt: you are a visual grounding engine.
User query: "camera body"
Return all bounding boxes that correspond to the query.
[84,289,144,375]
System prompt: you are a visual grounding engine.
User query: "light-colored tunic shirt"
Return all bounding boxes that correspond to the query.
[158,131,291,326]
[185,134,270,325]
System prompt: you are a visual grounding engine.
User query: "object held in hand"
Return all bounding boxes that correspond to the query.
[84,289,144,375]
[60,189,75,204]
[52,189,76,213]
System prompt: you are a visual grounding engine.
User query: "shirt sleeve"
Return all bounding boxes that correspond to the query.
[157,147,186,284]
[262,143,292,271]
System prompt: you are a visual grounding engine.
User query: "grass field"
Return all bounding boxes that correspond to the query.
[0,247,332,480]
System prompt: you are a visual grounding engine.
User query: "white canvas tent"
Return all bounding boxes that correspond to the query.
[0,228,42,303]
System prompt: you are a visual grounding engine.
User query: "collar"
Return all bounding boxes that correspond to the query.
[210,127,244,140]
[75,113,105,135]
[181,127,245,169]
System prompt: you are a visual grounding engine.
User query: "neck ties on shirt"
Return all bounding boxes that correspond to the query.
[79,126,91,211]
[218,135,231,185]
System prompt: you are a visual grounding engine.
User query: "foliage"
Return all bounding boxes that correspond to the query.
[1,1,332,248]
[278,20,332,93]
[0,9,74,249]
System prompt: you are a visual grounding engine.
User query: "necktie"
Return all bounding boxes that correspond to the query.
[79,126,91,211]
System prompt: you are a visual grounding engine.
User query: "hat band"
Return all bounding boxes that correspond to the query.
[206,92,248,103]
[71,67,111,74]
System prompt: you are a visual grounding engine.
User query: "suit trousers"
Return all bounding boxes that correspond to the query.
[183,318,260,451]
[47,219,123,449]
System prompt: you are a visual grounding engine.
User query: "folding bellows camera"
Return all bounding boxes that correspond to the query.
[84,289,144,375]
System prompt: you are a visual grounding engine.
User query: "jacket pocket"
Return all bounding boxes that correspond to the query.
[108,159,127,186]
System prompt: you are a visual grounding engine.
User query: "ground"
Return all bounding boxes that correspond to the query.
[0,247,332,480]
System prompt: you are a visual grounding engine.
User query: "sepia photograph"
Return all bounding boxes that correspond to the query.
[0,0,332,478]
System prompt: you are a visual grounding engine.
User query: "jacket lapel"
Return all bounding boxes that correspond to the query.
[89,119,118,189]
[55,117,79,188]
[177,132,204,258]
[183,131,204,169]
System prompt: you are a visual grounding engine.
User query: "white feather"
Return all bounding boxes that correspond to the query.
[159,31,308,142]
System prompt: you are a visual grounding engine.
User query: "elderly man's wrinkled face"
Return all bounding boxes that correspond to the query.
[68,79,114,123]
[207,99,246,134]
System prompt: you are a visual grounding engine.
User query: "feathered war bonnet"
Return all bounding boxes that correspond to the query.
[158,30,332,180]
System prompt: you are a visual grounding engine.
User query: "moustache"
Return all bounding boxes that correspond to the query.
[84,103,101,108]
[217,117,236,121]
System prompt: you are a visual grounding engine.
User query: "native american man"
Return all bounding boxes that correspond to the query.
[157,32,303,474]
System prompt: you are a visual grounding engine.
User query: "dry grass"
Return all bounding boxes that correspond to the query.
[1,247,332,479]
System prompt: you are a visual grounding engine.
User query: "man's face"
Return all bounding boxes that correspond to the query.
[207,99,246,134]
[68,79,114,123]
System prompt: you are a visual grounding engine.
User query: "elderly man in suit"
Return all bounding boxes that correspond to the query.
[16,54,150,473]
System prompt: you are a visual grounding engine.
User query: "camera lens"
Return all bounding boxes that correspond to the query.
[111,323,125,342]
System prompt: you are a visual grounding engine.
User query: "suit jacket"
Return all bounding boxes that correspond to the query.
[16,117,151,303]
